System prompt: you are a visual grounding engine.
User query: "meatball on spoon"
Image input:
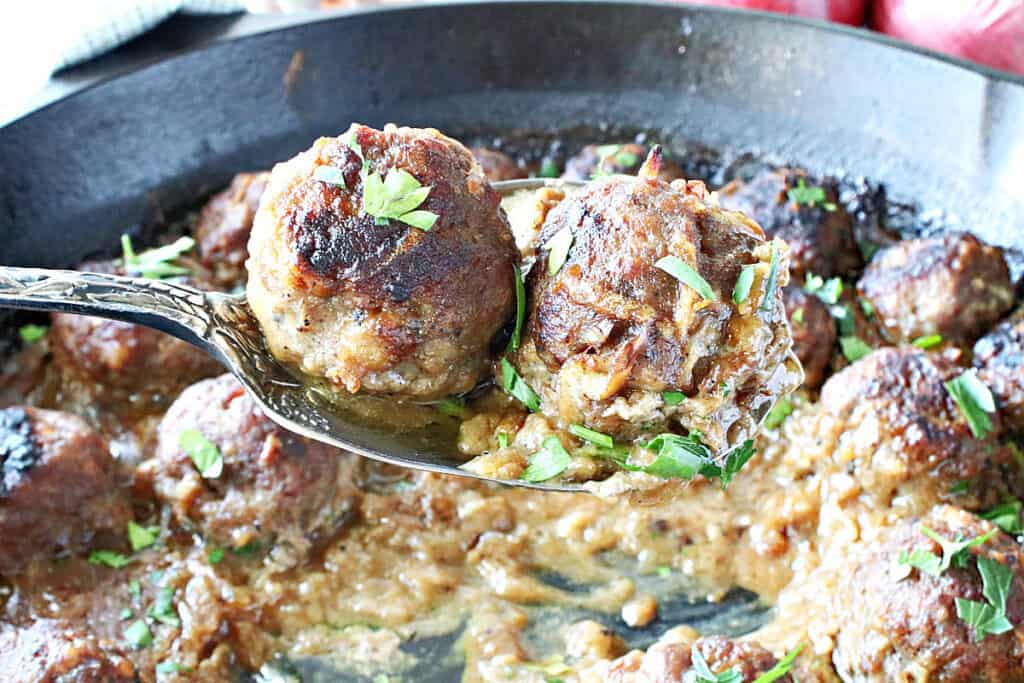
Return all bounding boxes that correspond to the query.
[0,144,799,493]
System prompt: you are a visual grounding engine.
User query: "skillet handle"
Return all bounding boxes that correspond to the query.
[0,266,215,348]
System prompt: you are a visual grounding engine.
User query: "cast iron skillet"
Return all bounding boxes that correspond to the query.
[0,3,1022,680]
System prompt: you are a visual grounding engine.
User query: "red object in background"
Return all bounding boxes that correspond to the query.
[872,0,1024,76]
[681,0,866,24]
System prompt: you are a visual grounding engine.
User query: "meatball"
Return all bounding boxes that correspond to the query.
[50,261,222,413]
[246,123,518,399]
[511,163,801,452]
[0,407,130,575]
[149,374,362,558]
[718,168,861,280]
[0,620,135,683]
[563,143,684,182]
[469,147,526,181]
[194,171,269,288]
[832,506,1024,682]
[602,635,794,682]
[783,286,836,389]
[858,233,1014,345]
[975,308,1024,434]
[815,347,1021,512]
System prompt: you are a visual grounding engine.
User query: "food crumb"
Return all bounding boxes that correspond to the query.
[621,594,658,628]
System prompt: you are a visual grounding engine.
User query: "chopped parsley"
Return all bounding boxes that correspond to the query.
[592,144,639,178]
[497,432,511,449]
[124,619,153,649]
[732,265,755,304]
[899,526,997,576]
[640,433,754,488]
[787,178,836,211]
[547,226,575,276]
[956,556,1014,642]
[362,168,437,231]
[662,391,686,406]
[521,435,571,482]
[686,645,742,683]
[89,550,131,569]
[655,256,716,302]
[18,324,47,344]
[148,587,181,627]
[129,579,142,600]
[859,298,875,318]
[713,439,757,488]
[120,608,133,620]
[752,644,804,683]
[311,165,348,187]
[500,358,541,412]
[944,370,996,439]
[156,661,192,676]
[839,336,872,362]
[179,428,223,479]
[790,307,805,326]
[507,264,526,353]
[980,500,1024,535]
[127,521,159,552]
[569,424,613,449]
[949,480,972,496]
[764,396,794,430]
[120,234,193,279]
[804,273,843,305]
[655,566,672,577]
[912,334,943,350]
[537,158,559,178]
[208,548,225,564]
[436,397,467,418]
[759,241,780,312]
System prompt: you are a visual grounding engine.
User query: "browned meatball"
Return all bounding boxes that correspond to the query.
[194,171,269,288]
[0,620,135,683]
[816,347,1020,511]
[0,407,130,575]
[975,308,1024,434]
[833,506,1024,682]
[50,261,222,413]
[563,143,684,182]
[246,123,518,399]
[718,168,861,280]
[858,233,1014,345]
[148,374,362,559]
[470,147,526,181]
[603,635,794,682]
[783,286,836,389]
[511,167,801,452]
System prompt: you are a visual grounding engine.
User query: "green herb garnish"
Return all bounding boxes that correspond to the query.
[569,424,614,449]
[129,579,142,600]
[312,165,348,187]
[759,242,780,311]
[656,256,716,302]
[787,178,836,211]
[232,542,262,557]
[547,226,575,276]
[791,307,804,326]
[732,265,755,304]
[208,548,225,564]
[120,608,133,620]
[89,550,131,569]
[804,273,843,305]
[537,158,559,178]
[915,526,997,575]
[592,145,639,178]
[662,391,686,406]
[714,439,756,488]
[436,397,467,418]
[507,264,526,353]
[752,644,804,683]
[148,587,180,627]
[912,334,943,350]
[500,357,541,412]
[980,500,1024,535]
[18,324,47,344]
[521,435,571,482]
[128,521,159,552]
[655,566,672,577]
[497,432,510,449]
[839,336,872,362]
[859,298,875,318]
[956,556,1014,642]
[179,429,223,479]
[362,168,437,231]
[687,644,743,683]
[121,235,193,279]
[764,396,794,430]
[950,480,972,496]
[944,370,996,439]
[156,661,192,676]
[124,620,153,649]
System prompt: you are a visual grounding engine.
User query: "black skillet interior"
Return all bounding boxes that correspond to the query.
[1,3,1023,680]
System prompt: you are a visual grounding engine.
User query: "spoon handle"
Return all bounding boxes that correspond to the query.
[0,266,214,347]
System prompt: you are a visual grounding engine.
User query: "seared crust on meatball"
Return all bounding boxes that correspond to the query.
[816,348,1020,511]
[247,124,518,399]
[975,308,1024,434]
[783,287,836,389]
[0,407,130,575]
[195,171,269,288]
[0,620,135,683]
[470,147,526,182]
[563,143,684,182]
[858,233,1014,345]
[718,168,861,280]
[833,506,1024,683]
[512,170,801,452]
[603,635,793,682]
[149,374,361,558]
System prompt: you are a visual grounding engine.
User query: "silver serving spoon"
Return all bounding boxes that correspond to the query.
[0,179,583,492]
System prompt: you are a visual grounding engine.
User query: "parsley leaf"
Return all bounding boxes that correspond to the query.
[686,645,742,683]
[436,397,467,418]
[179,429,223,479]
[716,439,756,488]
[662,391,686,406]
[547,226,575,276]
[18,324,47,344]
[912,334,943,350]
[898,548,943,577]
[124,620,153,649]
[497,432,511,449]
[312,165,348,187]
[507,264,526,353]
[592,145,639,178]
[839,336,872,362]
[89,550,131,569]
[156,661,192,675]
[732,265,755,304]
[787,178,836,211]
[128,521,159,552]
[804,273,843,305]
[656,256,716,302]
[980,500,1024,535]
[791,307,805,325]
[764,396,794,430]
[655,566,672,577]
[759,241,780,312]
[208,548,225,564]
[950,480,972,496]
[979,556,1014,614]
[569,424,614,449]
[921,526,997,573]
[362,168,437,231]
[944,370,996,439]
[956,598,1012,642]
[537,158,559,178]
[752,644,804,683]
[148,587,181,628]
[500,358,541,412]
[121,235,193,279]
[521,435,571,482]
[120,608,133,620]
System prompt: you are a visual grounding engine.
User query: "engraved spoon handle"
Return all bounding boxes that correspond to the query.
[0,266,215,348]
